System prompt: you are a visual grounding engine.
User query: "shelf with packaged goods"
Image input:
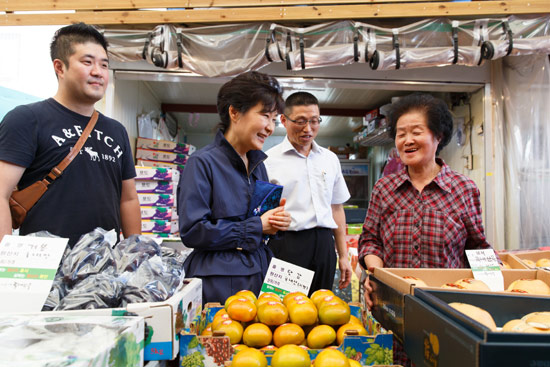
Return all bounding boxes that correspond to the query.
[356,127,394,147]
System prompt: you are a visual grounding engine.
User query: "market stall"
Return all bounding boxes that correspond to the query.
[1,1,550,366]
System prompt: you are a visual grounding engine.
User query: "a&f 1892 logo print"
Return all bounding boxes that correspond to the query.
[52,124,124,163]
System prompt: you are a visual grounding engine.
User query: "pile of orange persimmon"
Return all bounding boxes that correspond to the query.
[201,289,367,367]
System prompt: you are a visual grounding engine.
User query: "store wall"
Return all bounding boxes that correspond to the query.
[439,89,487,224]
[102,78,161,155]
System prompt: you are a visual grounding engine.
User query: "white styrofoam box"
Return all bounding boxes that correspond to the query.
[0,314,144,367]
[136,148,188,165]
[42,278,202,361]
[137,137,194,155]
[141,206,172,221]
[136,180,175,194]
[137,160,184,173]
[135,166,174,181]
[138,193,174,207]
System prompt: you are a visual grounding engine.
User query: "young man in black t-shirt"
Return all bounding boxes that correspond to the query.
[0,23,141,246]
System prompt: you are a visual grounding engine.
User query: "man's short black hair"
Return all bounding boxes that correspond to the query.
[284,92,319,115]
[50,22,108,67]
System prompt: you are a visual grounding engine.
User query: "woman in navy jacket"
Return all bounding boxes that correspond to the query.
[177,72,290,304]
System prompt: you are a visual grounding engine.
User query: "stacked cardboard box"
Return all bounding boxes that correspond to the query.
[135,138,195,239]
[136,137,195,174]
[135,165,180,239]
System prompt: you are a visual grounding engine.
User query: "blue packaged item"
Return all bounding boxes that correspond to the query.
[247,180,283,217]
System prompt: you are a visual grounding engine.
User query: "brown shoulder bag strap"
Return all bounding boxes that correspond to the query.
[42,110,99,186]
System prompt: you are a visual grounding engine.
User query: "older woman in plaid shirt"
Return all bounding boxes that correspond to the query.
[358,93,495,366]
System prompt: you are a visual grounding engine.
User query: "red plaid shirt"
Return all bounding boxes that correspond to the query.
[359,159,492,269]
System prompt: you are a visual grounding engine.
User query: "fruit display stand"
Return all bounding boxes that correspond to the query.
[369,268,550,343]
[48,278,202,361]
[404,289,550,367]
[179,302,393,367]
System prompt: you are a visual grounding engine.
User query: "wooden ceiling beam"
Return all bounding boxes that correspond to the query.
[3,0,443,12]
[3,1,550,26]
[162,103,369,117]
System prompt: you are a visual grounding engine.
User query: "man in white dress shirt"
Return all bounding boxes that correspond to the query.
[265,92,352,294]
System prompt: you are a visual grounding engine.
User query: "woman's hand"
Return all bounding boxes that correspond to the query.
[363,271,375,310]
[362,255,383,310]
[261,198,291,235]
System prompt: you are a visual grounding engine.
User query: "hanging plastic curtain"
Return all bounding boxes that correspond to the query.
[480,15,550,61]
[104,28,163,62]
[366,19,489,70]
[174,23,271,77]
[492,55,550,249]
[266,21,365,71]
[103,16,550,78]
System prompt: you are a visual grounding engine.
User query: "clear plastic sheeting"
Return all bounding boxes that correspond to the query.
[482,15,550,60]
[103,16,550,77]
[0,315,142,367]
[105,28,159,62]
[268,22,361,71]
[492,55,550,249]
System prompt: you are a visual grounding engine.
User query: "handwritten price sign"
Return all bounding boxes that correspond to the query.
[466,249,504,291]
[0,235,68,313]
[261,257,314,298]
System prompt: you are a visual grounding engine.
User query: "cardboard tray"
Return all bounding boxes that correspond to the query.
[496,252,529,269]
[404,289,550,367]
[369,268,550,343]
[180,302,394,367]
[506,250,550,269]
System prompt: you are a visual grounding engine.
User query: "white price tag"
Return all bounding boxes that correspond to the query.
[466,249,504,291]
[261,257,314,298]
[0,235,68,313]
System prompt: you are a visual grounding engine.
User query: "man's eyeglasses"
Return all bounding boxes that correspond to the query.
[284,115,322,127]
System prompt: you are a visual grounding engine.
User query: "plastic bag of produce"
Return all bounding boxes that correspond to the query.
[121,256,182,305]
[56,273,124,310]
[113,234,163,273]
[61,228,117,286]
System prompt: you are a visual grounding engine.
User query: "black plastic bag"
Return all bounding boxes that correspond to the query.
[121,256,181,305]
[56,273,124,310]
[113,234,162,273]
[61,228,117,286]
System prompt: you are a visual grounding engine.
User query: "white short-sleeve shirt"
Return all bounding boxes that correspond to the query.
[264,136,350,231]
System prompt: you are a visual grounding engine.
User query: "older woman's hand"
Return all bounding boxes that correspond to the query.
[363,273,375,310]
[261,198,291,235]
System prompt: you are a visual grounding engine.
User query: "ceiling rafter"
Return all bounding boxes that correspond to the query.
[3,0,444,12]
[2,1,550,26]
